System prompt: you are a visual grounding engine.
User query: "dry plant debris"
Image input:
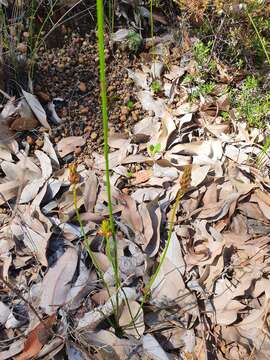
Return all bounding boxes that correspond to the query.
[1,35,270,360]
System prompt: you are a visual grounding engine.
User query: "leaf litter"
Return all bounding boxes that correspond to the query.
[1,37,270,360]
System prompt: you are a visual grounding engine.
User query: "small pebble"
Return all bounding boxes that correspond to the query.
[121,106,129,116]
[120,115,126,122]
[91,132,97,140]
[84,126,92,133]
[78,82,87,92]
[79,107,89,114]
[132,112,138,122]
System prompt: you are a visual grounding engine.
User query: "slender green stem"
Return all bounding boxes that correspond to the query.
[150,0,154,39]
[73,185,117,326]
[247,12,270,66]
[96,0,120,321]
[130,189,185,325]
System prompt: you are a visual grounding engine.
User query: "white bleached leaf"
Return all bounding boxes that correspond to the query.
[22,89,51,129]
[111,28,130,42]
[151,61,164,79]
[137,91,166,117]
[143,334,170,360]
[0,180,19,205]
[0,301,11,326]
[127,69,149,90]
[42,134,59,168]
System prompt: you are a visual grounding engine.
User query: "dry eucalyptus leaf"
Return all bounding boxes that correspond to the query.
[83,171,98,212]
[119,301,144,338]
[39,247,78,314]
[22,89,51,129]
[137,91,166,117]
[56,136,86,158]
[143,334,170,360]
[127,69,149,90]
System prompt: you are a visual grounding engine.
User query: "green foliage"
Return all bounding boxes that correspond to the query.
[148,143,161,158]
[234,76,270,128]
[126,99,134,110]
[193,40,212,68]
[150,80,162,94]
[220,111,230,121]
[191,81,215,99]
[127,31,142,53]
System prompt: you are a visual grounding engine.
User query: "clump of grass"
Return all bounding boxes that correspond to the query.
[150,80,162,94]
[190,81,215,100]
[147,142,161,159]
[193,39,212,68]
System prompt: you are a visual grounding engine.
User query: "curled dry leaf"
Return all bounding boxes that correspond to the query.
[145,200,162,257]
[15,315,56,360]
[11,210,51,266]
[118,192,143,234]
[42,134,59,168]
[131,169,152,185]
[20,150,52,203]
[108,132,129,149]
[119,300,145,338]
[143,334,170,360]
[137,91,166,117]
[83,171,98,212]
[39,247,78,314]
[22,89,51,129]
[127,69,149,90]
[151,61,164,79]
[111,28,130,42]
[79,329,138,360]
[0,180,19,205]
[157,111,176,151]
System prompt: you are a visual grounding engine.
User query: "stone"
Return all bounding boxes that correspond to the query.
[78,82,87,92]
[91,132,97,140]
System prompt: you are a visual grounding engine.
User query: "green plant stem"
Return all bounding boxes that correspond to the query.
[73,184,117,326]
[96,0,120,321]
[130,188,185,325]
[150,0,154,39]
[247,12,270,66]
